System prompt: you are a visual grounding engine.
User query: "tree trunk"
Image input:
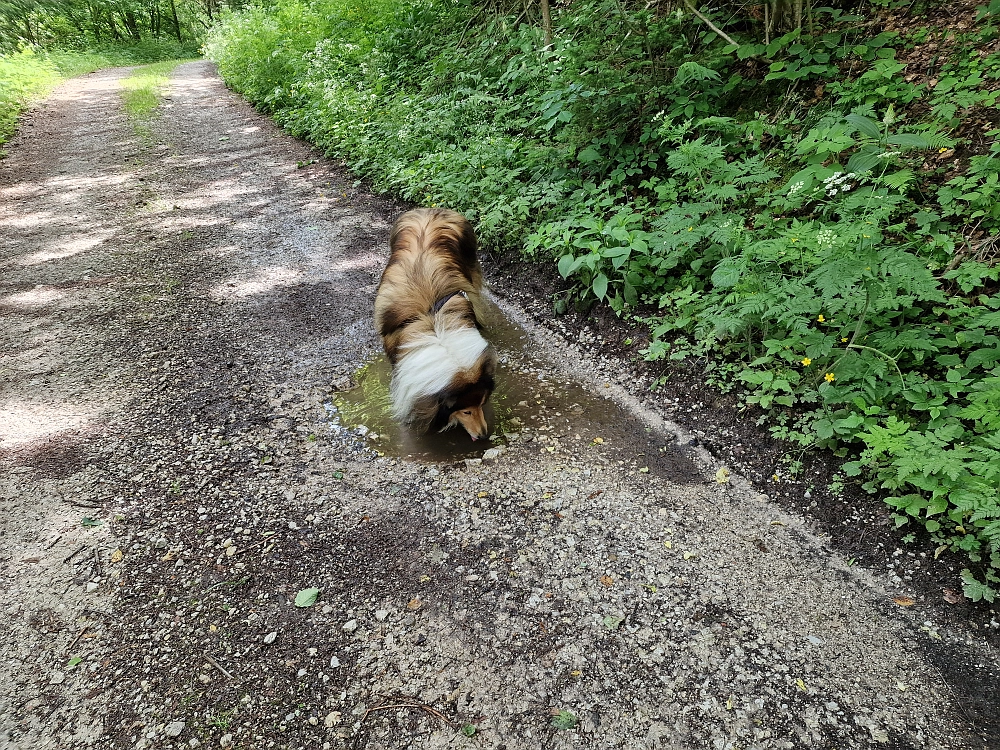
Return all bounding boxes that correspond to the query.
[123,10,141,41]
[539,0,552,47]
[169,0,182,42]
[23,14,37,44]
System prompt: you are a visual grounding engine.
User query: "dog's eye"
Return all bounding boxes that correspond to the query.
[462,410,472,415]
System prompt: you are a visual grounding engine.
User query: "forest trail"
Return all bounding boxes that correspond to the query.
[0,61,996,750]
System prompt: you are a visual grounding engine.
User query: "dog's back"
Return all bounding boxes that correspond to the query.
[375,208,484,364]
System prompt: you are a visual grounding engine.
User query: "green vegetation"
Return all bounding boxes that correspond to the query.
[122,59,183,118]
[207,0,997,601]
[550,709,580,730]
[0,47,58,142]
[1,0,213,52]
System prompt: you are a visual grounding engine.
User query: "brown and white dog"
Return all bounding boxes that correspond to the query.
[374,208,497,441]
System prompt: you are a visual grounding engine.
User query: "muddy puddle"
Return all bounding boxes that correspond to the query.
[327,301,699,482]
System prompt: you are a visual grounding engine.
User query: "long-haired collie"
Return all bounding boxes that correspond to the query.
[374,208,497,441]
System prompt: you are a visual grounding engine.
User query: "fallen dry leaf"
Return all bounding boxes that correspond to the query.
[406,597,423,611]
[600,575,614,587]
[892,595,916,607]
[942,588,962,604]
[110,548,123,564]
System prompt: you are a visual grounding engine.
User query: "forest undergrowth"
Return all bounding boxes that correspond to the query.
[199,0,999,601]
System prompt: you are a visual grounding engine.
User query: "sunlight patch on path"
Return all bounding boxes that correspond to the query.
[0,399,99,449]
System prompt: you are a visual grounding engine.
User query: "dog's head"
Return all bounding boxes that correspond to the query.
[441,385,493,441]
[429,354,496,441]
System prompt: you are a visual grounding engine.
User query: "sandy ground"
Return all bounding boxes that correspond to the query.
[1,61,998,750]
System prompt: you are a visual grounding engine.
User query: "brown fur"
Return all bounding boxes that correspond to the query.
[375,208,497,440]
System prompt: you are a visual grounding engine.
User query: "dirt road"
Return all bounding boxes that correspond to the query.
[1,61,997,750]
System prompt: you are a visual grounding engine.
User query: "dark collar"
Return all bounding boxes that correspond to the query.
[431,290,468,314]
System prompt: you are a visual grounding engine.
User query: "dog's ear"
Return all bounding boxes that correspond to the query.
[480,349,498,379]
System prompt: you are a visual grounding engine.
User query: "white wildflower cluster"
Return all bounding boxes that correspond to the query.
[822,171,857,197]
[816,229,837,247]
[788,180,807,196]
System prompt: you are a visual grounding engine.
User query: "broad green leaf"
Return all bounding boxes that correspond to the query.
[966,347,1000,370]
[845,113,883,139]
[846,146,885,174]
[592,273,609,300]
[887,133,932,149]
[294,587,321,607]
[557,254,576,278]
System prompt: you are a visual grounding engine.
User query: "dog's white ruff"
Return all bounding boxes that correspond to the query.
[390,319,489,422]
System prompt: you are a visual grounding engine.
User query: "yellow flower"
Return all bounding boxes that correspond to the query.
[938,147,948,153]
[841,337,848,342]
[817,314,825,323]
[801,357,812,366]
[824,372,836,382]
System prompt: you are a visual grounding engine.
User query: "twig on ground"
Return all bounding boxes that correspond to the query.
[63,545,88,564]
[64,625,90,655]
[203,651,234,679]
[230,535,276,558]
[360,696,455,728]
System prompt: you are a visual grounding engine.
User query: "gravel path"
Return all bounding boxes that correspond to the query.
[1,61,997,750]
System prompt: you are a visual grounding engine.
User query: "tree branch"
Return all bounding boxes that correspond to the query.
[683,0,738,47]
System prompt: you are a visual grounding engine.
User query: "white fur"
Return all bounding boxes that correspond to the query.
[390,319,489,422]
